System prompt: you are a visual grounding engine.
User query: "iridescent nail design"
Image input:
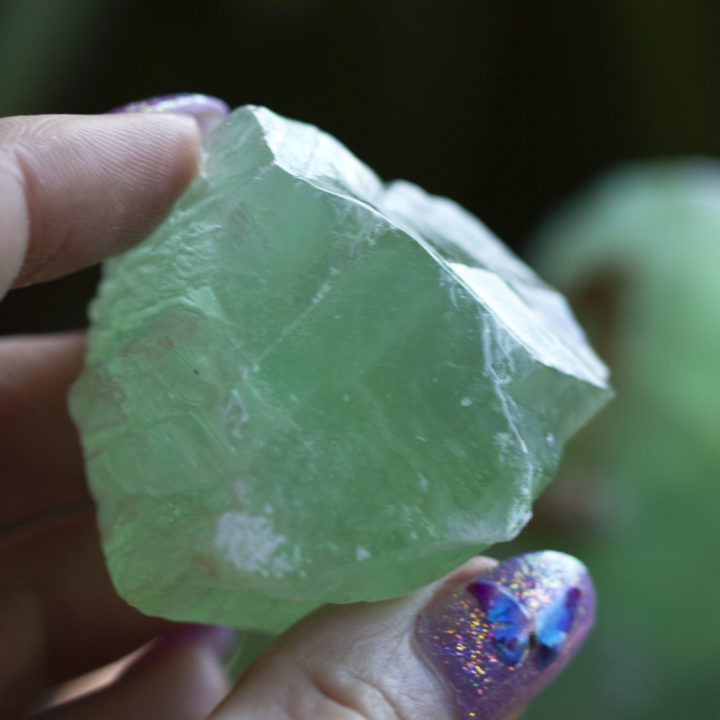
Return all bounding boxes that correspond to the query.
[416,551,595,720]
[110,93,230,136]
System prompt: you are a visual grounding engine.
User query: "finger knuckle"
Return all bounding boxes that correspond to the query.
[283,661,405,720]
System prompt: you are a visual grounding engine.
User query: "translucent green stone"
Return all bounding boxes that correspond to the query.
[70,106,610,633]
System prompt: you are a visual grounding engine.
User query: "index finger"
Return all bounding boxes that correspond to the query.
[0,112,202,297]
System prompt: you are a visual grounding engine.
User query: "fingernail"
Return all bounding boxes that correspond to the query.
[416,551,595,720]
[161,624,237,657]
[109,93,230,137]
[127,624,237,678]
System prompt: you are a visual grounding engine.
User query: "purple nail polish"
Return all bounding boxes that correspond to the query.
[110,93,230,136]
[416,551,595,720]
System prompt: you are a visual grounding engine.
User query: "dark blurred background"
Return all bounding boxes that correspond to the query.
[2,1,719,718]
[3,0,720,334]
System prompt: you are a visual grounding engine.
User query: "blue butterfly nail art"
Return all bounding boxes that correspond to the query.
[468,581,581,667]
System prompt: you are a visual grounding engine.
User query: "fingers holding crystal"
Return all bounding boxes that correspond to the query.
[417,552,595,720]
[33,627,230,720]
[209,557,496,720]
[0,514,173,718]
[110,93,230,137]
[209,553,593,720]
[0,333,88,528]
[0,111,202,294]
[0,333,170,717]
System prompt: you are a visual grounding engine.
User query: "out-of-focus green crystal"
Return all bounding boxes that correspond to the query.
[69,106,610,633]
[519,161,720,720]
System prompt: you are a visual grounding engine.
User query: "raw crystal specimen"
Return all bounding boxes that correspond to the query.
[69,106,610,633]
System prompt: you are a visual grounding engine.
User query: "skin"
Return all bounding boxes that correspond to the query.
[0,113,528,720]
[0,113,223,719]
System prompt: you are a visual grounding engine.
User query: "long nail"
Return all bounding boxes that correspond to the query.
[109,93,230,137]
[416,551,595,720]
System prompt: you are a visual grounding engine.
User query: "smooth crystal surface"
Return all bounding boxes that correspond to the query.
[70,106,610,632]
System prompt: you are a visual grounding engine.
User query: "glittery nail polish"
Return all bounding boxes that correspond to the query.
[416,551,595,720]
[110,93,230,136]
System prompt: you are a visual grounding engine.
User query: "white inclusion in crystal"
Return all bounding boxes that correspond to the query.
[439,271,461,310]
[355,546,371,561]
[418,472,429,492]
[445,516,497,545]
[460,396,472,406]
[312,281,332,305]
[222,389,249,438]
[215,512,289,576]
[343,394,350,402]
[494,432,513,462]
[448,282,460,310]
[478,315,535,538]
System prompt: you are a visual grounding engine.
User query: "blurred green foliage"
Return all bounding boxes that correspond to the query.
[511,162,720,719]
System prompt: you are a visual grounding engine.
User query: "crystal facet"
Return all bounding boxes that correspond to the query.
[69,106,610,632]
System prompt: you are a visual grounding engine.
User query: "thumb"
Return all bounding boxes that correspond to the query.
[0,111,200,293]
[212,551,595,720]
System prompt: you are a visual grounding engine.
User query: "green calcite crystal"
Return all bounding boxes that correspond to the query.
[70,106,610,633]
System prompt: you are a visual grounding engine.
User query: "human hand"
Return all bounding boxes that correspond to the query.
[0,103,594,719]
